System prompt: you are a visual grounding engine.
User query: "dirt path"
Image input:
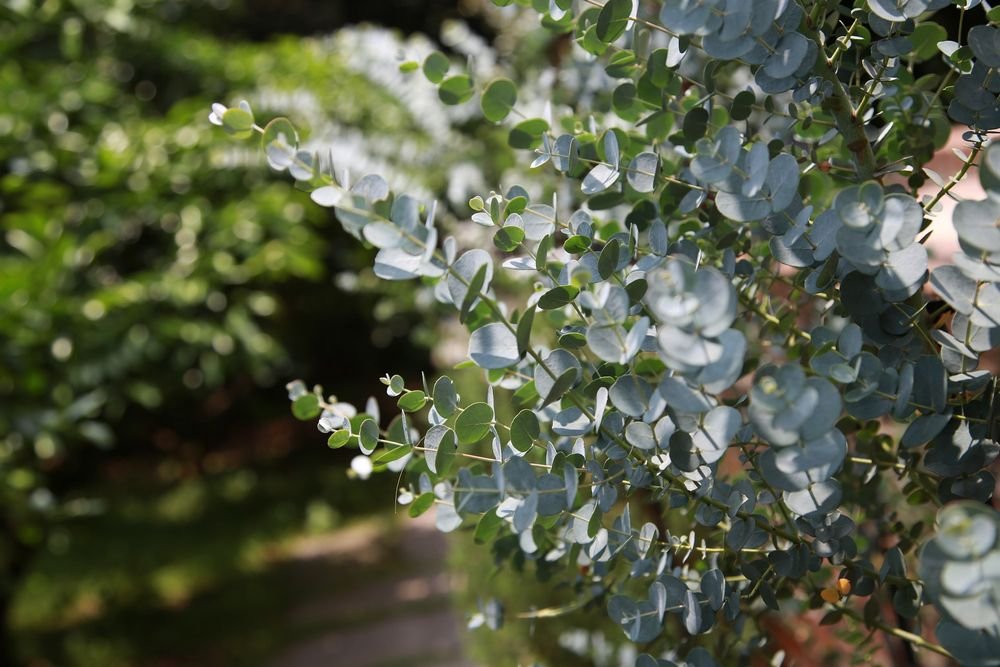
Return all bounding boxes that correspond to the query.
[273,608,468,667]
[267,514,477,667]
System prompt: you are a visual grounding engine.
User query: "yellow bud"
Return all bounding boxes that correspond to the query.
[820,587,841,604]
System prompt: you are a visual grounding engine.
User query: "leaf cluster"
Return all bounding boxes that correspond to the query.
[218,0,1000,663]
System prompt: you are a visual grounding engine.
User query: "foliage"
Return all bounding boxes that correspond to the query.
[221,0,1000,664]
[0,0,315,564]
[0,0,488,579]
[0,4,524,664]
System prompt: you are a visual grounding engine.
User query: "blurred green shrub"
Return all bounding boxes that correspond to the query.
[0,1,516,661]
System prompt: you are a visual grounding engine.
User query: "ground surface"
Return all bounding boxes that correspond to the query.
[268,514,476,667]
[12,463,478,667]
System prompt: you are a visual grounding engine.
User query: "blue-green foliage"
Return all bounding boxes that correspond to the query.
[1,0,497,578]
[920,502,1000,664]
[220,0,1000,663]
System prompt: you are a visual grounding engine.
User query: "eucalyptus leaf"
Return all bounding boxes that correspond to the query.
[627,152,660,193]
[610,375,653,418]
[456,402,494,445]
[534,349,581,405]
[432,376,459,419]
[439,75,475,105]
[690,406,741,463]
[448,250,493,311]
[931,266,978,315]
[481,78,518,122]
[583,164,621,195]
[469,323,520,369]
[596,0,632,42]
[510,409,540,452]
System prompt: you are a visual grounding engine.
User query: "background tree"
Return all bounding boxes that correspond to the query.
[0,0,518,663]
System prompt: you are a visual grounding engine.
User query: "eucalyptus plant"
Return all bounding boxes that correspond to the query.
[219,0,1000,663]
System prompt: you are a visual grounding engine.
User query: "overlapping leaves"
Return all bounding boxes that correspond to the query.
[225,1,1000,661]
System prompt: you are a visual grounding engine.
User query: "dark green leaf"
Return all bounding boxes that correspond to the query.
[481,78,518,122]
[510,409,541,452]
[474,510,504,544]
[565,235,592,254]
[439,75,475,105]
[424,425,457,475]
[598,239,621,279]
[559,331,587,348]
[493,226,525,252]
[625,278,647,303]
[911,23,947,61]
[513,380,539,407]
[538,285,580,310]
[327,430,351,449]
[504,196,528,215]
[536,234,553,273]
[516,304,536,356]
[460,264,489,324]
[372,443,412,465]
[605,49,637,78]
[221,107,254,139]
[730,91,755,121]
[508,118,549,149]
[422,51,449,83]
[596,0,631,42]
[682,108,709,141]
[456,402,494,444]
[292,394,321,420]
[432,376,459,419]
[819,610,843,626]
[397,390,427,412]
[408,492,435,517]
[359,419,380,455]
[541,368,578,407]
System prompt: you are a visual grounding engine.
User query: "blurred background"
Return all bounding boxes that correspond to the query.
[0,1,572,665]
